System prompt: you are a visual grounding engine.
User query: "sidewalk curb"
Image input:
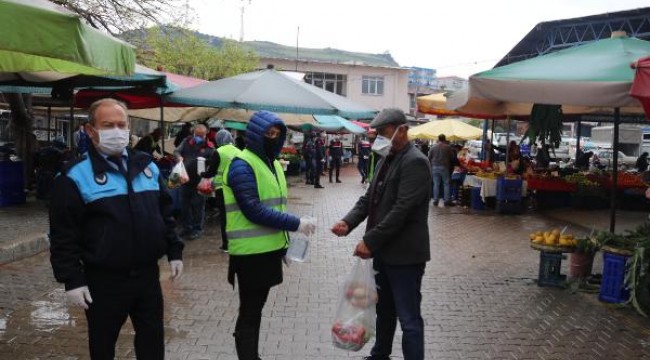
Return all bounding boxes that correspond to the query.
[0,233,49,265]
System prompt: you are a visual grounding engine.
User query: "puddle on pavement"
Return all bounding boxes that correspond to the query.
[29,300,72,330]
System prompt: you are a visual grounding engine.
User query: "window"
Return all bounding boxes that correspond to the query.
[304,72,347,96]
[362,76,384,95]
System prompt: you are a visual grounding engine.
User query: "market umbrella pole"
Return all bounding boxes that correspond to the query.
[159,95,165,153]
[609,108,620,233]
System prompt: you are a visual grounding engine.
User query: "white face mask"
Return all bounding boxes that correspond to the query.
[95,127,130,156]
[371,126,402,157]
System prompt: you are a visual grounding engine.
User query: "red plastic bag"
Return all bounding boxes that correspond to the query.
[196,177,214,196]
[331,258,377,351]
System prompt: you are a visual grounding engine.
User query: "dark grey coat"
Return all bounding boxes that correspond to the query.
[343,143,432,265]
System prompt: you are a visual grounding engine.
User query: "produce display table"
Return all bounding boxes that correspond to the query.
[530,243,574,288]
[526,177,577,192]
[463,175,528,202]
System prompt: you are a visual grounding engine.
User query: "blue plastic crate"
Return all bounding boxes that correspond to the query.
[470,186,484,210]
[496,177,522,201]
[497,200,522,214]
[0,161,26,207]
[599,252,630,304]
[538,251,566,287]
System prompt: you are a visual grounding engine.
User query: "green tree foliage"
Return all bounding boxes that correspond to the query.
[137,26,259,80]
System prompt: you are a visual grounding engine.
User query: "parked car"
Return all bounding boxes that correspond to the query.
[592,149,637,170]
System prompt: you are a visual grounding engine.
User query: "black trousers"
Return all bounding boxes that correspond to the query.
[234,286,271,360]
[215,188,228,250]
[85,265,164,360]
[329,157,341,181]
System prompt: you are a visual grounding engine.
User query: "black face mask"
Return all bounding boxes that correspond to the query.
[264,137,279,159]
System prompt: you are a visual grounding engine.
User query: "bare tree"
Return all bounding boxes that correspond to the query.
[49,0,189,36]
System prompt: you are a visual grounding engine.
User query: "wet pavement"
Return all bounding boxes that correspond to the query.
[1,166,650,359]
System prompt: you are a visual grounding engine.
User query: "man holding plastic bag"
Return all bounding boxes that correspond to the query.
[332,108,432,360]
[223,111,316,360]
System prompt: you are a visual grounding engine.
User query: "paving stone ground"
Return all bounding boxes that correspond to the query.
[1,165,649,359]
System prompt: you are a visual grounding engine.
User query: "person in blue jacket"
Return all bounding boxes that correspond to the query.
[226,110,316,360]
[49,98,184,359]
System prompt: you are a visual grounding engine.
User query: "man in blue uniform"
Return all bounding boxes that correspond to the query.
[49,98,184,360]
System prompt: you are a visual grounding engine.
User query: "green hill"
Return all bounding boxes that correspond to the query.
[123,28,400,68]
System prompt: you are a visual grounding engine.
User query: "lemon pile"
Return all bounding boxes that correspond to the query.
[530,229,577,247]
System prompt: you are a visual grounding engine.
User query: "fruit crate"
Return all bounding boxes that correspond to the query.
[538,251,567,288]
[496,177,522,202]
[599,252,631,304]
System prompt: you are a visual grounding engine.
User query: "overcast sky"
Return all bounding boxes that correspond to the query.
[191,0,648,78]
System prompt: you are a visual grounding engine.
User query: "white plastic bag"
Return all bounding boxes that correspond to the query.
[167,161,189,189]
[331,258,377,352]
[286,234,310,263]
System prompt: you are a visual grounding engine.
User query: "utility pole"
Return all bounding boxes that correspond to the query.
[239,0,251,42]
[295,26,299,71]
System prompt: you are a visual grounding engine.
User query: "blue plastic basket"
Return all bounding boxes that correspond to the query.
[470,186,484,210]
[599,252,630,304]
[496,177,522,202]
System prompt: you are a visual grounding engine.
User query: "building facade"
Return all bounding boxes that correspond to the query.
[259,58,410,117]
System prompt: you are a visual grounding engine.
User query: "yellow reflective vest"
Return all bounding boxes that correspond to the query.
[223,149,289,255]
[213,144,242,190]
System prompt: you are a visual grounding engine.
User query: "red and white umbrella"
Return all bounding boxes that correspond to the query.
[630,55,650,120]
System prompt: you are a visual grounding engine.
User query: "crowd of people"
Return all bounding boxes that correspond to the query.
[39,97,650,360]
[46,100,435,360]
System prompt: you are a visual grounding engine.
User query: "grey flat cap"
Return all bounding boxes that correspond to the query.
[369,108,407,129]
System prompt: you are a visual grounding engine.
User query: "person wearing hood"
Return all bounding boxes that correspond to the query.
[223,111,316,360]
[201,129,242,252]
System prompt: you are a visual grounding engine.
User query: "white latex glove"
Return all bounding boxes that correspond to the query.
[169,260,183,281]
[297,216,317,236]
[66,286,93,310]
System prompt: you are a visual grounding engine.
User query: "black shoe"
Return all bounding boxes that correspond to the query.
[314,184,324,189]
[444,201,456,207]
[432,200,439,207]
[306,181,313,185]
[336,179,342,183]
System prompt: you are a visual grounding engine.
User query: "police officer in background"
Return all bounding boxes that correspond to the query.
[313,132,325,189]
[357,136,372,184]
[329,135,343,183]
[49,98,184,359]
[301,133,315,185]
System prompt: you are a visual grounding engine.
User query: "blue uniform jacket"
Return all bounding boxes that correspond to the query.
[49,146,183,290]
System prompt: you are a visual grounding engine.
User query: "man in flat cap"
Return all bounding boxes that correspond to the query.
[331,108,432,360]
